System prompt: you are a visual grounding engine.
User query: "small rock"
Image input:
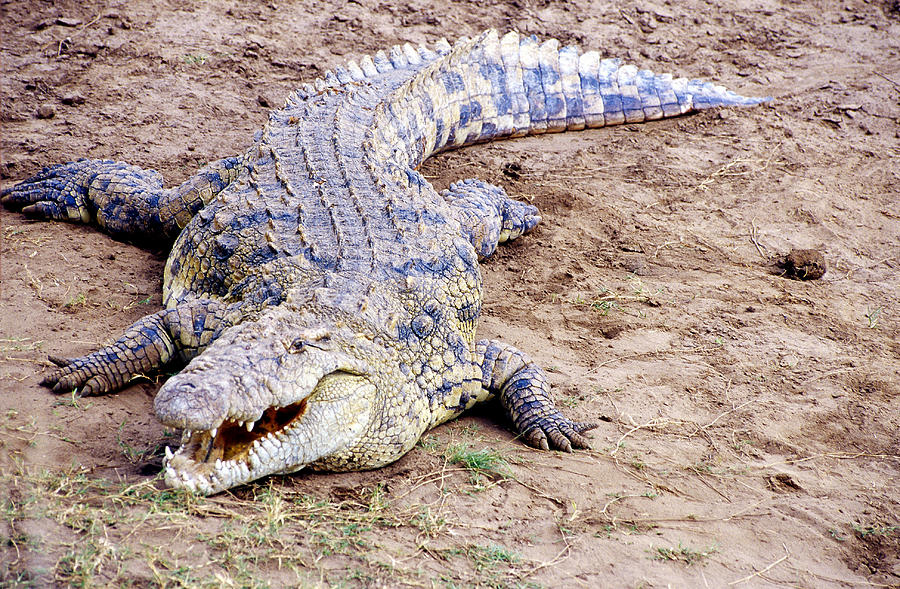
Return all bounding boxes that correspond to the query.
[777,248,827,280]
[55,17,83,27]
[36,104,56,119]
[767,473,802,493]
[257,94,273,108]
[653,7,676,22]
[501,161,523,180]
[61,93,86,105]
[1,160,18,179]
[626,258,649,275]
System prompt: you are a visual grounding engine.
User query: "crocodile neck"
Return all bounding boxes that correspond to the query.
[238,66,458,279]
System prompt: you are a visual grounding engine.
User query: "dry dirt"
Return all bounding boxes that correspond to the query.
[1,0,899,587]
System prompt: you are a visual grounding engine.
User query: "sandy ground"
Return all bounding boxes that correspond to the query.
[1,0,898,587]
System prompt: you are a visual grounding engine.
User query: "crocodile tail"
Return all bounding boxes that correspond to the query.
[508,31,771,134]
[371,30,771,169]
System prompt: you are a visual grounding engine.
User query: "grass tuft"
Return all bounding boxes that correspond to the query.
[651,542,718,564]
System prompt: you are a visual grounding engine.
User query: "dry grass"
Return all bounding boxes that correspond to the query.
[1,433,565,588]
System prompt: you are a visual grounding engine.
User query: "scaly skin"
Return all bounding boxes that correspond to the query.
[1,30,769,494]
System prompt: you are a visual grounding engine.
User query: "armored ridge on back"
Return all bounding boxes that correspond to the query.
[1,30,769,495]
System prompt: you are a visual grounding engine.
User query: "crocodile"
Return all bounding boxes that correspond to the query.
[2,30,769,495]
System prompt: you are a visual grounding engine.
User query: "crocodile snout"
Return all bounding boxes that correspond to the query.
[154,370,232,430]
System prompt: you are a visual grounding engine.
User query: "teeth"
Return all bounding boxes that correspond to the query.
[181,473,197,493]
[238,421,244,428]
[194,475,210,495]
[246,421,254,432]
[164,446,173,460]
[215,458,222,470]
[210,427,218,438]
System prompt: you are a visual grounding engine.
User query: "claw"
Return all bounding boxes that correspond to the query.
[521,414,596,453]
[48,355,70,367]
[576,421,599,434]
[523,427,550,451]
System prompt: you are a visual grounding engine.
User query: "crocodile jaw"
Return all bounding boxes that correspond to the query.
[162,373,374,494]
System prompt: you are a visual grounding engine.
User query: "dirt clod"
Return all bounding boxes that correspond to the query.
[778,248,827,280]
[61,93,86,105]
[766,472,803,492]
[35,104,56,119]
[501,161,523,180]
[55,17,83,27]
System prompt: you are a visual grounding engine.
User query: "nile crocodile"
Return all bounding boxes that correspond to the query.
[2,30,768,494]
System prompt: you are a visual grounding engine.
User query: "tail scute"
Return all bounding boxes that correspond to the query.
[362,29,770,171]
[571,49,771,129]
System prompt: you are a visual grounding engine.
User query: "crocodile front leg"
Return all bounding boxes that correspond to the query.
[45,299,241,396]
[1,156,243,241]
[475,339,596,451]
[441,179,540,260]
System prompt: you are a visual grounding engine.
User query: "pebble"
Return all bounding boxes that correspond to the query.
[36,104,56,119]
[61,93,86,105]
[779,248,827,280]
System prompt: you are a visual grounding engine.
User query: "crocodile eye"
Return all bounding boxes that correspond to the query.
[289,333,332,353]
[306,334,332,349]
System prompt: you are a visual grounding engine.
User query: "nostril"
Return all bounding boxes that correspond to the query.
[155,372,229,429]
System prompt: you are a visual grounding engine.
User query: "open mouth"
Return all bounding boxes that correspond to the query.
[183,399,309,463]
[161,370,372,494]
[163,398,309,494]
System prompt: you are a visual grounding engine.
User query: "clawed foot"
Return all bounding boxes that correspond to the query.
[0,160,113,222]
[42,354,119,396]
[521,414,598,452]
[2,159,165,236]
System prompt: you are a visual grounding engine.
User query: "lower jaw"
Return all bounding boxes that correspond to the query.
[161,400,310,493]
[163,427,306,494]
[163,451,251,494]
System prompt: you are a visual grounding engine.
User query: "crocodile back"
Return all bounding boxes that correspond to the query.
[163,29,768,307]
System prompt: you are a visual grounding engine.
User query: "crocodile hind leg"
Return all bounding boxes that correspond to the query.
[1,156,243,241]
[45,299,241,396]
[475,339,597,451]
[441,179,541,259]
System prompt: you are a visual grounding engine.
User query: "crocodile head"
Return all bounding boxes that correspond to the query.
[155,304,394,494]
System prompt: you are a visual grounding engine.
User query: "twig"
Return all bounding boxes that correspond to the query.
[749,219,768,259]
[37,12,105,55]
[727,543,789,585]
[519,523,572,576]
[874,70,900,89]
[697,398,757,432]
[610,418,672,456]
[754,451,898,470]
[512,478,567,507]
